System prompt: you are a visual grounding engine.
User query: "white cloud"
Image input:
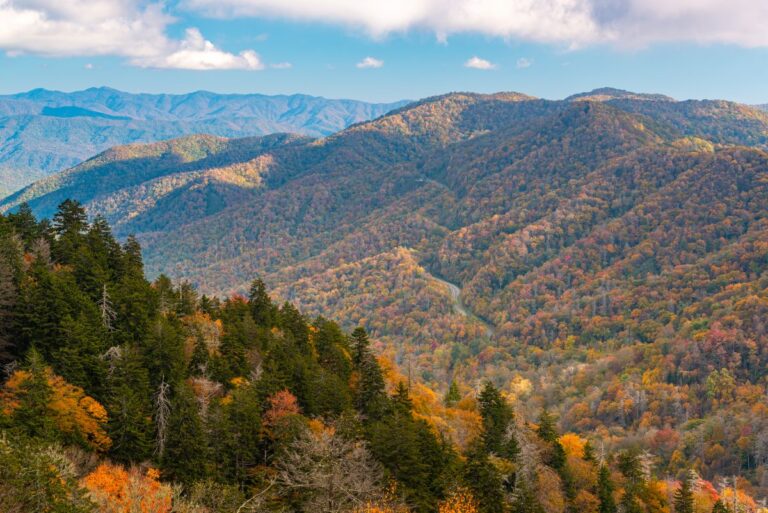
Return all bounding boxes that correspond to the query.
[132,28,264,70]
[84,63,94,69]
[0,0,268,69]
[464,56,496,70]
[270,61,292,69]
[183,0,768,48]
[516,57,532,69]
[356,56,383,69]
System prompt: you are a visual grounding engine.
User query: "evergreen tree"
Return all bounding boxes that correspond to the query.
[248,278,277,327]
[51,199,88,264]
[351,326,387,418]
[597,464,617,513]
[464,444,506,513]
[162,384,209,484]
[104,344,153,463]
[478,382,517,458]
[122,235,144,279]
[10,350,56,440]
[674,474,695,513]
[444,379,461,406]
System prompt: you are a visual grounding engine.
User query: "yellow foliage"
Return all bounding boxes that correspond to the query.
[1,367,111,451]
[82,463,172,513]
[559,433,587,459]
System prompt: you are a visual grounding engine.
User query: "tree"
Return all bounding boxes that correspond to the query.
[104,344,153,464]
[351,327,387,418]
[249,278,277,327]
[0,232,21,362]
[674,474,694,513]
[82,463,172,513]
[52,199,88,264]
[444,380,461,406]
[478,382,517,458]
[276,425,385,513]
[161,384,208,483]
[463,446,505,513]
[1,350,111,451]
[596,465,616,513]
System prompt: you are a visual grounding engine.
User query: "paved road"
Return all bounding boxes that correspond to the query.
[431,275,495,338]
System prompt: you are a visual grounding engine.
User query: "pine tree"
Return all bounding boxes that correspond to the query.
[674,474,695,513]
[104,344,153,463]
[478,382,517,458]
[464,443,506,513]
[444,379,461,406]
[351,327,387,418]
[162,384,209,483]
[0,232,21,362]
[122,235,144,278]
[248,278,277,327]
[52,199,88,264]
[597,464,617,513]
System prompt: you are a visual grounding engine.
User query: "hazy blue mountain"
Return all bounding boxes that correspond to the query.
[0,87,408,197]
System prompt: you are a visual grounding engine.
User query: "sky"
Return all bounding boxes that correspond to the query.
[0,0,767,103]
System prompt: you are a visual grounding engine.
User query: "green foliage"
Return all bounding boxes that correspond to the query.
[0,433,95,513]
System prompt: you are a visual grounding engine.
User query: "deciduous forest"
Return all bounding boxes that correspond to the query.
[1,201,766,513]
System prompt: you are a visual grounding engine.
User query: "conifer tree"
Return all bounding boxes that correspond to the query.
[444,379,461,406]
[597,464,617,513]
[478,382,517,458]
[464,444,505,513]
[162,384,209,484]
[674,474,695,513]
[104,344,153,463]
[248,278,277,327]
[351,326,387,418]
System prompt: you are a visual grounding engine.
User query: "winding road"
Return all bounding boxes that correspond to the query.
[431,275,495,338]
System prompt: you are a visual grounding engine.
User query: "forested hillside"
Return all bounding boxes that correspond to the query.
[5,89,768,506]
[0,87,407,197]
[0,202,761,513]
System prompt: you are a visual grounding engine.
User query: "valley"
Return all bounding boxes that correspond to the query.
[4,87,768,506]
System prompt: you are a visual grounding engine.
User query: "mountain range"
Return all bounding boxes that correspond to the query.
[0,87,407,197]
[5,87,768,387]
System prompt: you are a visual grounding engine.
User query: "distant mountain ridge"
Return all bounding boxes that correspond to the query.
[0,87,408,197]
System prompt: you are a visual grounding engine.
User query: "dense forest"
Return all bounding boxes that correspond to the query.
[1,201,765,513]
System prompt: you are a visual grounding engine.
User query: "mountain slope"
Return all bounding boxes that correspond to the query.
[7,88,768,500]
[5,91,768,385]
[0,87,408,197]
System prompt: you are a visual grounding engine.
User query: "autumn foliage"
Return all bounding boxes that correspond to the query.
[82,463,172,513]
[1,366,111,451]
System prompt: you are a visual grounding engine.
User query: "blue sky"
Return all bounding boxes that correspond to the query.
[1,0,767,103]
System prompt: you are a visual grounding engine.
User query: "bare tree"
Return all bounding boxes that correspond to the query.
[154,378,171,457]
[97,284,117,331]
[275,426,385,513]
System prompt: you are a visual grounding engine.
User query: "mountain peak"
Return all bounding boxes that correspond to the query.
[566,87,675,102]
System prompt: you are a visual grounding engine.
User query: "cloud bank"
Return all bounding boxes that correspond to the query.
[1,0,767,70]
[184,0,768,48]
[0,0,268,69]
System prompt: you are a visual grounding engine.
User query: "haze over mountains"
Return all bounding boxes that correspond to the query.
[0,87,408,197]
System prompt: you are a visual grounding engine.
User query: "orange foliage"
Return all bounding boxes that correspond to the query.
[1,368,111,451]
[263,389,300,429]
[438,488,480,513]
[82,463,172,513]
